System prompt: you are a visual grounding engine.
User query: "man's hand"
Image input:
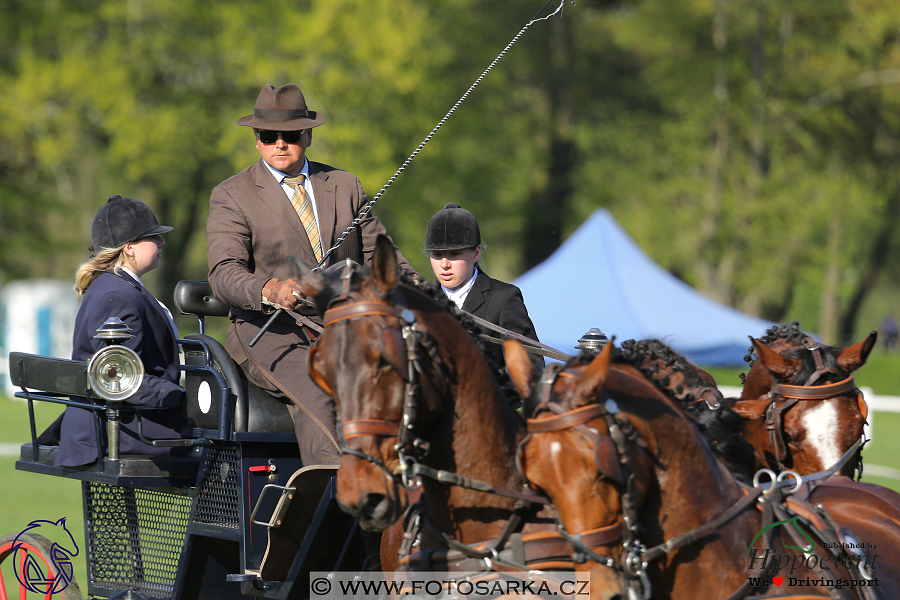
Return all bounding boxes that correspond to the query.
[262,278,306,310]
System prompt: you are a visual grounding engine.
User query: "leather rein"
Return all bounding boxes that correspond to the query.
[759,336,865,471]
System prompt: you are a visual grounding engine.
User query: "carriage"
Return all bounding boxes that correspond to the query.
[4,248,897,600]
[2,281,367,600]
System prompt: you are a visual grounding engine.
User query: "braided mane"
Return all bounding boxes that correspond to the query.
[743,321,806,367]
[612,339,757,483]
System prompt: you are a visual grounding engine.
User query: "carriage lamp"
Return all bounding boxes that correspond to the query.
[87,317,146,461]
[576,328,610,356]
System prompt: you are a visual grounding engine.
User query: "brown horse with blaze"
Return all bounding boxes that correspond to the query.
[730,323,876,477]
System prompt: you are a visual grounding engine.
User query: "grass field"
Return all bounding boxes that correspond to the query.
[1,348,898,596]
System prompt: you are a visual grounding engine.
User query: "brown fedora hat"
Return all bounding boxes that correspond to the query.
[236,83,326,131]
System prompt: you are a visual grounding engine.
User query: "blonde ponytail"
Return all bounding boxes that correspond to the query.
[74,246,127,300]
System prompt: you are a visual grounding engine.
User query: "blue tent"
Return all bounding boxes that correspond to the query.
[512,209,775,366]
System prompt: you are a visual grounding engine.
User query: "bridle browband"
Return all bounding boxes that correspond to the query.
[758,336,866,471]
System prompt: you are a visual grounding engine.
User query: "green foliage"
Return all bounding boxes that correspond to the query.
[1,0,900,340]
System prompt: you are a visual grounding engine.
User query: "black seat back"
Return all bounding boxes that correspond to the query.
[182,334,294,435]
[173,281,230,318]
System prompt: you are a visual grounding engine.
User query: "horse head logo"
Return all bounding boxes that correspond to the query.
[747,515,815,558]
[12,517,80,594]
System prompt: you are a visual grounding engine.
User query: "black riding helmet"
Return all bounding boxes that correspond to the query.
[90,195,173,254]
[424,203,481,251]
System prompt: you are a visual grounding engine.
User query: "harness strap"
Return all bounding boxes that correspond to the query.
[526,403,608,433]
[642,489,762,562]
[462,310,571,362]
[342,419,399,440]
[408,462,551,504]
[323,301,402,326]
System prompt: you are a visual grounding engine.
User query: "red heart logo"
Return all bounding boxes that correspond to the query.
[773,577,783,586]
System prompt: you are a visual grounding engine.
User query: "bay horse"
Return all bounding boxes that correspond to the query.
[505,339,900,600]
[293,235,572,575]
[730,322,876,477]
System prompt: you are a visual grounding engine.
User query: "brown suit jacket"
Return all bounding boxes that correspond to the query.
[206,158,412,453]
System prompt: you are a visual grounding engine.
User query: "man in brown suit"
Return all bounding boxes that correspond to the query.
[206,83,414,466]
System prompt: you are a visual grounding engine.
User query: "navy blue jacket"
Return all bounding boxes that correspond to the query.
[55,270,187,467]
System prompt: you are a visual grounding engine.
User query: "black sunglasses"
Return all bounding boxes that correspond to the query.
[257,129,306,145]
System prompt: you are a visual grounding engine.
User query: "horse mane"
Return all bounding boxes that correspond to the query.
[742,321,807,368]
[613,339,757,484]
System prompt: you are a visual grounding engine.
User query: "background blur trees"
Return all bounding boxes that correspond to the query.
[1,0,899,345]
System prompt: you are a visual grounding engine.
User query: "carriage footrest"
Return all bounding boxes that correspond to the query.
[226,572,260,583]
[16,442,201,487]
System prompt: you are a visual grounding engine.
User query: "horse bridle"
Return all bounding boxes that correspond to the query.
[317,271,431,488]
[317,271,549,505]
[760,336,865,471]
[520,363,653,598]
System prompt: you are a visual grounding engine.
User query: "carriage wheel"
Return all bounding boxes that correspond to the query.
[0,533,82,600]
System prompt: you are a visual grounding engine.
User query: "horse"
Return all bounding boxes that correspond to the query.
[504,338,900,600]
[293,235,573,576]
[728,322,876,477]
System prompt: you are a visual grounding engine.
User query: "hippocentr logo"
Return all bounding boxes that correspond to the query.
[744,516,880,592]
[746,516,814,557]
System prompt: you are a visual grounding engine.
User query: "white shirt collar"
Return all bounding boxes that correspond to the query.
[264,157,309,185]
[441,267,479,308]
[121,265,142,285]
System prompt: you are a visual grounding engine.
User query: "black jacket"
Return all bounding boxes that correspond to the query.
[460,270,545,375]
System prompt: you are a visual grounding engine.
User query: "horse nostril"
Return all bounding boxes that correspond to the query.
[359,493,387,517]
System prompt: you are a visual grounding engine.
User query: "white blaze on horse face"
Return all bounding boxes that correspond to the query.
[801,401,840,470]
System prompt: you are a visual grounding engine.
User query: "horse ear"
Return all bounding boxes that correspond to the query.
[290,255,326,297]
[372,234,398,297]
[577,337,615,403]
[836,331,877,372]
[750,338,800,379]
[504,340,534,400]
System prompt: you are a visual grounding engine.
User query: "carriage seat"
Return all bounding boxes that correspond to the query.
[174,281,295,440]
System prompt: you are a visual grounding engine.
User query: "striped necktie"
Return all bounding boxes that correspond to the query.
[283,174,322,261]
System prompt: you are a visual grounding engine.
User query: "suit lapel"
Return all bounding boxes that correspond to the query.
[252,159,317,264]
[461,270,489,313]
[308,161,336,254]
[118,271,178,355]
